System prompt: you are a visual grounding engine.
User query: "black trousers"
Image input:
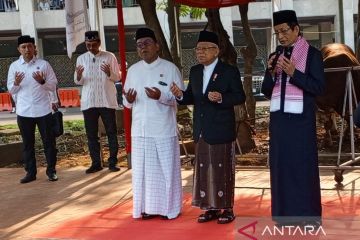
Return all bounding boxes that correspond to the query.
[83,107,118,167]
[17,113,57,177]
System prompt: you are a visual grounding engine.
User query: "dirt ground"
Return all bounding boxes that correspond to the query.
[1,106,360,169]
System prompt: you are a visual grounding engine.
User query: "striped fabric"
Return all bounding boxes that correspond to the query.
[270,36,310,114]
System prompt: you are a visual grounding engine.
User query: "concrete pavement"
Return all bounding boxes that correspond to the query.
[0,166,359,239]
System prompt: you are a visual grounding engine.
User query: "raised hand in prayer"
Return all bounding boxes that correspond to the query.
[170,82,183,98]
[278,56,295,77]
[124,88,137,103]
[76,65,85,81]
[145,87,161,100]
[32,71,46,84]
[100,62,111,77]
[14,71,25,86]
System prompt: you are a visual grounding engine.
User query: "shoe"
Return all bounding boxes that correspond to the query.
[48,173,58,181]
[10,108,16,114]
[20,174,36,184]
[141,213,158,220]
[160,214,180,220]
[109,166,120,172]
[85,165,103,174]
[198,210,221,223]
[217,209,236,224]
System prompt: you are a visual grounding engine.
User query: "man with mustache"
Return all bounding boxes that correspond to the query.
[123,27,184,220]
[75,31,121,174]
[261,10,325,226]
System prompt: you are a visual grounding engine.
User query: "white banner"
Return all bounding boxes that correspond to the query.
[65,0,89,58]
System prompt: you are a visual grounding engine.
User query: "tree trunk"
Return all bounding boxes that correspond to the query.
[205,8,255,153]
[166,0,182,69]
[166,0,192,140]
[239,4,257,126]
[138,0,173,62]
[205,9,237,66]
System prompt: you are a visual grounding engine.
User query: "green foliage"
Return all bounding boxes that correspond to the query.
[156,0,205,19]
[0,124,18,130]
[63,120,84,132]
[0,120,84,132]
[179,5,205,19]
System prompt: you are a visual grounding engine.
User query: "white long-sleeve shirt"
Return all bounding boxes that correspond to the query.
[123,57,185,138]
[7,56,57,117]
[74,50,120,111]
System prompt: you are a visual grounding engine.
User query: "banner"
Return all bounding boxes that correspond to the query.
[65,0,89,58]
[174,0,254,8]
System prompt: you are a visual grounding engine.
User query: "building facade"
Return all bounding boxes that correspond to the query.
[0,0,358,89]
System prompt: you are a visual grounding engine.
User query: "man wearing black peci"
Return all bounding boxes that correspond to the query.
[75,31,121,174]
[261,10,325,226]
[7,35,58,183]
[171,30,246,224]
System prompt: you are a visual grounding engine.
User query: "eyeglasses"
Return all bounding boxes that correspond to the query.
[273,27,291,37]
[194,46,217,52]
[136,39,154,49]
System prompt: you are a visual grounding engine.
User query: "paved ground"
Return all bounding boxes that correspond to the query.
[0,167,359,239]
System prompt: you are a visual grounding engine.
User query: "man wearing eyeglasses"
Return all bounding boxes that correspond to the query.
[74,31,121,174]
[123,27,185,220]
[171,30,246,224]
[261,10,325,226]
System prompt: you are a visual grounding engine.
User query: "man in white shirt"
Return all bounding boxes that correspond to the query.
[123,27,184,220]
[7,35,58,183]
[75,31,121,174]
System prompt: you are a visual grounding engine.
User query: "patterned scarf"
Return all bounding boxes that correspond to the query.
[270,36,309,114]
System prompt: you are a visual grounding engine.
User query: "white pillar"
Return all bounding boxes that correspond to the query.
[18,0,37,43]
[220,7,234,44]
[88,0,106,50]
[343,0,355,50]
[334,14,342,43]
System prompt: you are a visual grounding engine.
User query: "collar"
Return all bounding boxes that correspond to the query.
[88,50,102,58]
[204,58,218,71]
[141,56,161,69]
[19,55,36,65]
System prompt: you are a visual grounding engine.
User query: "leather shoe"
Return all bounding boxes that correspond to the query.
[48,173,58,181]
[85,165,103,174]
[141,213,158,220]
[20,175,36,184]
[109,166,120,172]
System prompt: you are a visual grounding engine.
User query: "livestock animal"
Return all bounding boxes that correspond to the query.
[317,43,360,146]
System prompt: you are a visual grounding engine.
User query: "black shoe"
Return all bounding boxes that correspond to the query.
[217,209,236,224]
[48,173,58,181]
[109,166,120,172]
[198,210,221,223]
[20,174,36,184]
[141,213,158,220]
[85,165,103,174]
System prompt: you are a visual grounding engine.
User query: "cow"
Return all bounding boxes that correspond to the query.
[316,43,360,147]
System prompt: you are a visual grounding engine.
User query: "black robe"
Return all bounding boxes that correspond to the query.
[261,46,325,219]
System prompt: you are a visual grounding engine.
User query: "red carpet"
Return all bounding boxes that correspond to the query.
[35,193,360,240]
